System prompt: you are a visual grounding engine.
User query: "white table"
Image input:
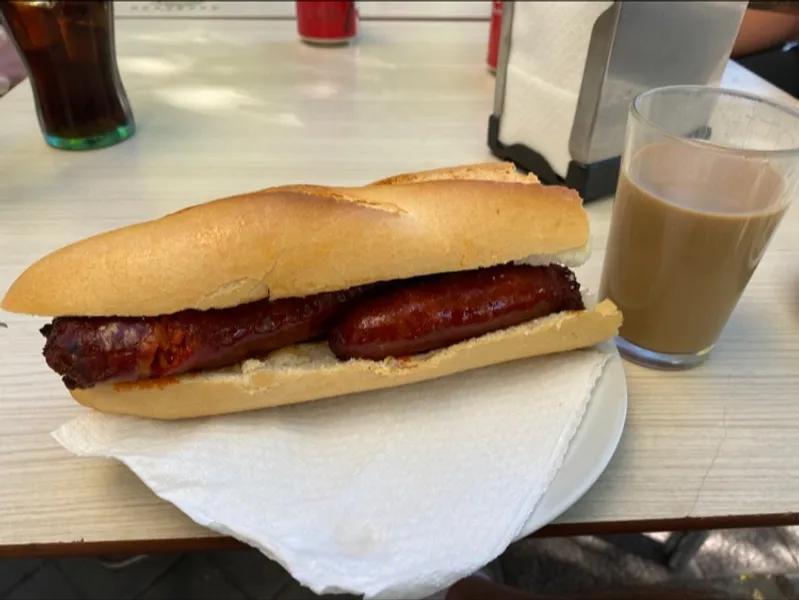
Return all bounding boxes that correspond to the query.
[1,19,798,556]
[113,1,492,21]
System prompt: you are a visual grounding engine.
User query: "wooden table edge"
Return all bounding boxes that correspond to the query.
[4,512,798,559]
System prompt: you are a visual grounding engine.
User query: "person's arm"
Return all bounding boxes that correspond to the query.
[747,1,799,15]
[0,25,26,96]
[732,4,799,57]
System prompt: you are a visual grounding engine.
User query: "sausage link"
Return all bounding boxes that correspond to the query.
[42,287,371,389]
[328,264,584,361]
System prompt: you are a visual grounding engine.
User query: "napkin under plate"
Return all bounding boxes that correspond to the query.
[54,346,612,599]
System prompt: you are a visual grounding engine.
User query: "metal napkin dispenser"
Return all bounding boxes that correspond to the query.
[488,1,748,201]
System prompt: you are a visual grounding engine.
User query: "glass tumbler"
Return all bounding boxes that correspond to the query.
[598,85,799,370]
[0,0,135,150]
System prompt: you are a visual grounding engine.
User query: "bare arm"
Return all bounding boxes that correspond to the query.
[733,4,799,56]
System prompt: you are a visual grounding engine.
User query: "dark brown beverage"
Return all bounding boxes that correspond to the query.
[0,0,134,150]
[599,142,787,356]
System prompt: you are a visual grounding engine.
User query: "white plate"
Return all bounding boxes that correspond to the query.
[518,343,628,538]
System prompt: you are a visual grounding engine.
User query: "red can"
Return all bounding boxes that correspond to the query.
[487,0,503,73]
[296,1,359,45]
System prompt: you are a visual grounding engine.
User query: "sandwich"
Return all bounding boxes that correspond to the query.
[1,162,622,420]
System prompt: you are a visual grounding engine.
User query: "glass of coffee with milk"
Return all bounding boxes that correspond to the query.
[599,85,799,369]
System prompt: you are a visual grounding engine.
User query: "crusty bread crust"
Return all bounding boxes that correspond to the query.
[70,299,622,420]
[1,162,588,317]
[370,161,541,185]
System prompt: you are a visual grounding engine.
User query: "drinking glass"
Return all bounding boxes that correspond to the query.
[0,0,135,150]
[599,85,799,369]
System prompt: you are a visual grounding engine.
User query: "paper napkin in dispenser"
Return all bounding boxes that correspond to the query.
[499,1,613,180]
[489,1,748,202]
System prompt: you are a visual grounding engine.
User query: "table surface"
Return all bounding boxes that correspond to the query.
[1,18,799,556]
[113,1,493,21]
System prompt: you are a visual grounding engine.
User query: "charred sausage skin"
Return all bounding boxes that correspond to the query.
[41,264,583,389]
[328,264,584,361]
[42,287,371,389]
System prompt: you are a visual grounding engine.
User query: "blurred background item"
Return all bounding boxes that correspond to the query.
[487,1,502,73]
[296,1,359,46]
[0,22,25,96]
[732,1,799,97]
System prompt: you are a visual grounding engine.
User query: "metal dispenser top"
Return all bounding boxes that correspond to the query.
[489,1,748,201]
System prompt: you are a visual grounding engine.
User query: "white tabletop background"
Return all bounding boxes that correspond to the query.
[1,16,798,549]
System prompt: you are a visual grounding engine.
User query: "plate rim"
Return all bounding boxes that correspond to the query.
[516,343,628,538]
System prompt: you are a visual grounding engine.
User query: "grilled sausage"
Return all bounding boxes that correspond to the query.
[328,264,584,361]
[42,287,371,389]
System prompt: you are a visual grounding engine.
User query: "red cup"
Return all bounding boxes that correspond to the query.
[487,1,503,73]
[296,1,358,45]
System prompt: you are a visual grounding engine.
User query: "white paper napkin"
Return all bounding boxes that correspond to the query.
[53,347,612,599]
[499,1,613,178]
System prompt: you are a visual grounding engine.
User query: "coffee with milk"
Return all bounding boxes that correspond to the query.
[599,142,787,357]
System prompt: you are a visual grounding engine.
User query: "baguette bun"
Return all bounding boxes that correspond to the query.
[71,298,622,420]
[3,161,622,420]
[1,162,589,317]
